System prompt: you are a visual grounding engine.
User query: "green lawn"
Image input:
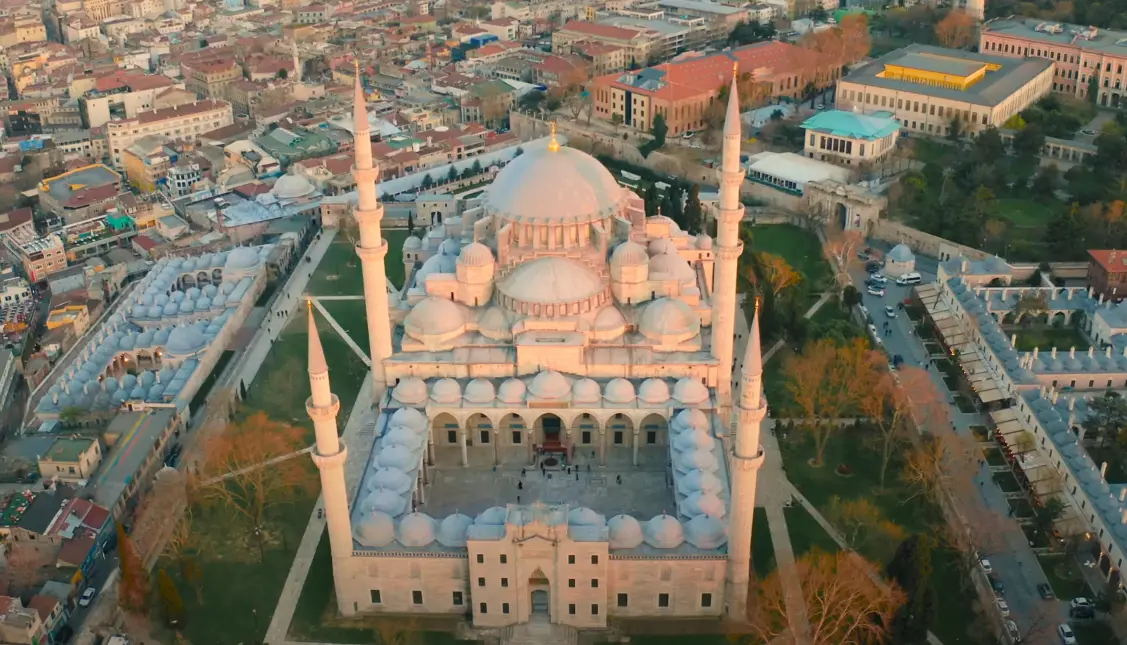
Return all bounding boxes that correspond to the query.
[318,299,371,359]
[1036,554,1092,600]
[983,447,1007,467]
[1005,326,1090,352]
[993,198,1061,227]
[992,472,1022,493]
[783,504,840,557]
[910,138,956,166]
[741,223,831,288]
[307,228,414,296]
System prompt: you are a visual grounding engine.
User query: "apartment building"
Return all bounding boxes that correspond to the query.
[0,208,67,282]
[78,73,180,128]
[37,436,102,482]
[39,164,124,223]
[121,135,176,192]
[106,99,233,168]
[592,41,838,135]
[835,44,1054,138]
[183,58,241,98]
[81,0,129,21]
[554,21,658,67]
[981,19,1127,108]
[570,41,627,77]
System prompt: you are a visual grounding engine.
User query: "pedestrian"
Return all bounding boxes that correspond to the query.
[518,481,523,490]
[521,468,526,477]
[591,450,595,459]
[517,495,521,504]
[575,472,579,481]
[587,464,591,472]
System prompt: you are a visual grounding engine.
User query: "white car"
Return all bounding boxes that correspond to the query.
[1070,597,1092,609]
[867,286,885,297]
[1005,620,1020,642]
[1057,624,1077,645]
[979,558,993,574]
[870,273,888,284]
[996,598,1010,617]
[885,305,897,319]
[78,588,96,607]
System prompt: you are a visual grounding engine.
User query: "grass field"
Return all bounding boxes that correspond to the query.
[1036,554,1092,600]
[741,223,831,288]
[1005,326,1090,352]
[307,228,415,296]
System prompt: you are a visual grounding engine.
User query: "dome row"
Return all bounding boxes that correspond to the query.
[392,372,710,406]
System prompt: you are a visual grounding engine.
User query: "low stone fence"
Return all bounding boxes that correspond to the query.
[869,219,990,263]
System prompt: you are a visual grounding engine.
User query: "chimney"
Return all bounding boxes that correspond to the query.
[1011,334,1017,346]
[1069,288,1074,300]
[1033,347,1039,359]
[1122,508,1127,524]
[1119,488,1126,502]
[1069,395,1076,411]
[1051,347,1058,358]
[1052,389,1060,405]
[1089,286,1095,299]
[1101,461,1109,479]
[1090,347,1096,358]
[1070,347,1076,359]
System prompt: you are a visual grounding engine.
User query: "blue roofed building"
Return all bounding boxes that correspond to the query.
[801,109,900,167]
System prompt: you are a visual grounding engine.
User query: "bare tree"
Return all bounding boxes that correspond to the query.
[795,197,830,233]
[825,226,864,293]
[826,496,906,552]
[746,550,904,645]
[858,367,938,489]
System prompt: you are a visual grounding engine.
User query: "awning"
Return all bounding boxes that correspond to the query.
[1031,475,1062,497]
[991,408,1018,424]
[978,387,1007,404]
[995,419,1024,436]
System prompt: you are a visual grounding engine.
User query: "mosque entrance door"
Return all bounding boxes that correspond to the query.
[541,414,562,450]
[531,590,549,614]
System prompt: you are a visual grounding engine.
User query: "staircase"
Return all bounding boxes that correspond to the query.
[501,615,579,645]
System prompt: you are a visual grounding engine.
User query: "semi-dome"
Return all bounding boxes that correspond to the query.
[486,145,625,224]
[648,238,677,256]
[648,251,696,284]
[436,513,473,547]
[676,469,723,496]
[673,429,713,452]
[463,378,496,403]
[611,241,648,267]
[376,445,418,470]
[673,378,709,404]
[397,512,436,547]
[498,378,527,403]
[603,378,636,404]
[369,467,413,494]
[390,406,427,430]
[363,487,407,516]
[684,514,728,549]
[530,370,569,399]
[640,298,701,343]
[593,306,626,332]
[404,297,465,339]
[672,408,709,432]
[608,514,644,549]
[644,514,684,548]
[392,378,428,405]
[458,242,494,267]
[682,491,725,519]
[568,507,606,527]
[638,378,670,403]
[498,257,605,307]
[272,173,317,199]
[431,378,462,403]
[572,378,601,403]
[354,511,396,547]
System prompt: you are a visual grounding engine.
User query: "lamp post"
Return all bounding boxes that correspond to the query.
[251,607,259,643]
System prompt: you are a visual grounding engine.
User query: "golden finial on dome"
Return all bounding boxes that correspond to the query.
[733,60,738,79]
[754,294,762,313]
[548,121,560,152]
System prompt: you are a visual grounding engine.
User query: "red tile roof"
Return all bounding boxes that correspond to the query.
[64,183,118,208]
[1089,250,1127,273]
[0,207,32,233]
[295,152,352,175]
[132,234,157,251]
[130,99,228,125]
[57,536,95,568]
[559,20,644,41]
[27,596,58,623]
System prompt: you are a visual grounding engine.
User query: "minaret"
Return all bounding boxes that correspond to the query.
[964,0,984,21]
[306,304,353,606]
[351,61,393,391]
[711,61,744,404]
[726,302,766,621]
[291,39,302,83]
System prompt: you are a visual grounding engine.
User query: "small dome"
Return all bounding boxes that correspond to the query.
[119,335,135,350]
[185,287,201,300]
[648,251,695,284]
[165,326,207,356]
[638,378,670,403]
[672,408,709,432]
[695,234,713,250]
[390,407,427,430]
[476,506,508,525]
[888,243,914,262]
[392,378,428,405]
[608,514,644,549]
[673,378,709,404]
[272,173,316,199]
[383,425,423,450]
[676,469,723,496]
[568,507,605,526]
[684,514,728,549]
[369,468,413,494]
[498,378,527,403]
[431,378,462,403]
[354,511,396,547]
[648,238,677,256]
[644,514,684,549]
[403,235,423,251]
[436,513,473,548]
[530,370,569,399]
[363,488,407,516]
[593,306,626,332]
[163,302,179,316]
[611,241,648,267]
[603,378,636,403]
[675,448,718,472]
[178,300,194,313]
[682,491,725,519]
[404,297,465,339]
[440,237,461,256]
[146,305,162,318]
[376,445,418,470]
[640,298,701,342]
[572,378,601,403]
[397,512,436,547]
[673,429,713,452]
[458,242,494,267]
[464,378,496,403]
[225,247,261,270]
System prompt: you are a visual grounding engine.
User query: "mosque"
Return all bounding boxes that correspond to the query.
[305,61,766,634]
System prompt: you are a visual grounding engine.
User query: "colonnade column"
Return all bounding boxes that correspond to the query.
[493,429,500,465]
[427,439,435,467]
[599,429,606,467]
[459,429,468,467]
[632,429,640,467]
[527,429,536,465]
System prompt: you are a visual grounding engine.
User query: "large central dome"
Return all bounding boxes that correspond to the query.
[496,257,611,315]
[486,146,625,224]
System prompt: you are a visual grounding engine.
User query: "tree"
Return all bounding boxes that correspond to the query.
[858,368,934,488]
[683,184,703,235]
[513,146,523,156]
[407,212,415,236]
[1088,73,1100,106]
[182,557,205,604]
[826,496,906,551]
[652,113,668,147]
[446,165,458,183]
[795,198,830,233]
[784,338,880,465]
[754,252,802,298]
[610,113,623,132]
[471,159,483,175]
[825,227,864,292]
[1033,497,1067,542]
[972,127,1006,164]
[277,68,288,80]
[935,10,976,48]
[117,522,150,614]
[157,569,185,626]
[842,285,861,310]
[886,534,938,644]
[131,467,189,564]
[1014,292,1049,321]
[419,173,433,190]
[195,412,318,562]
[582,94,594,125]
[947,114,964,141]
[1083,391,1127,448]
[1012,122,1046,158]
[518,90,545,112]
[746,550,904,645]
[809,6,828,21]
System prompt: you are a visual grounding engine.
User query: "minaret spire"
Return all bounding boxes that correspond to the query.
[306,304,354,611]
[291,39,302,83]
[725,302,766,622]
[710,58,744,404]
[351,56,393,392]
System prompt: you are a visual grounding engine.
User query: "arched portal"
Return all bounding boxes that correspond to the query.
[536,413,564,450]
[575,413,598,446]
[431,412,461,467]
[639,413,669,447]
[836,202,848,229]
[529,567,550,618]
[607,414,633,449]
[466,413,494,465]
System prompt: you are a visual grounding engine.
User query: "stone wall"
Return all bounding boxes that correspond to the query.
[869,219,990,263]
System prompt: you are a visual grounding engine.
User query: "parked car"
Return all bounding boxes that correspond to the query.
[1070,605,1094,619]
[1057,624,1077,645]
[885,305,897,319]
[978,558,993,574]
[1037,583,1054,600]
[1070,597,1092,609]
[815,102,825,110]
[866,261,881,273]
[996,598,1010,617]
[867,286,885,297]
[78,588,96,607]
[870,273,888,284]
[990,575,1005,597]
[1004,620,1020,642]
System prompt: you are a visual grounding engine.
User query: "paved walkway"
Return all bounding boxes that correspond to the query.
[310,297,371,367]
[199,446,314,486]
